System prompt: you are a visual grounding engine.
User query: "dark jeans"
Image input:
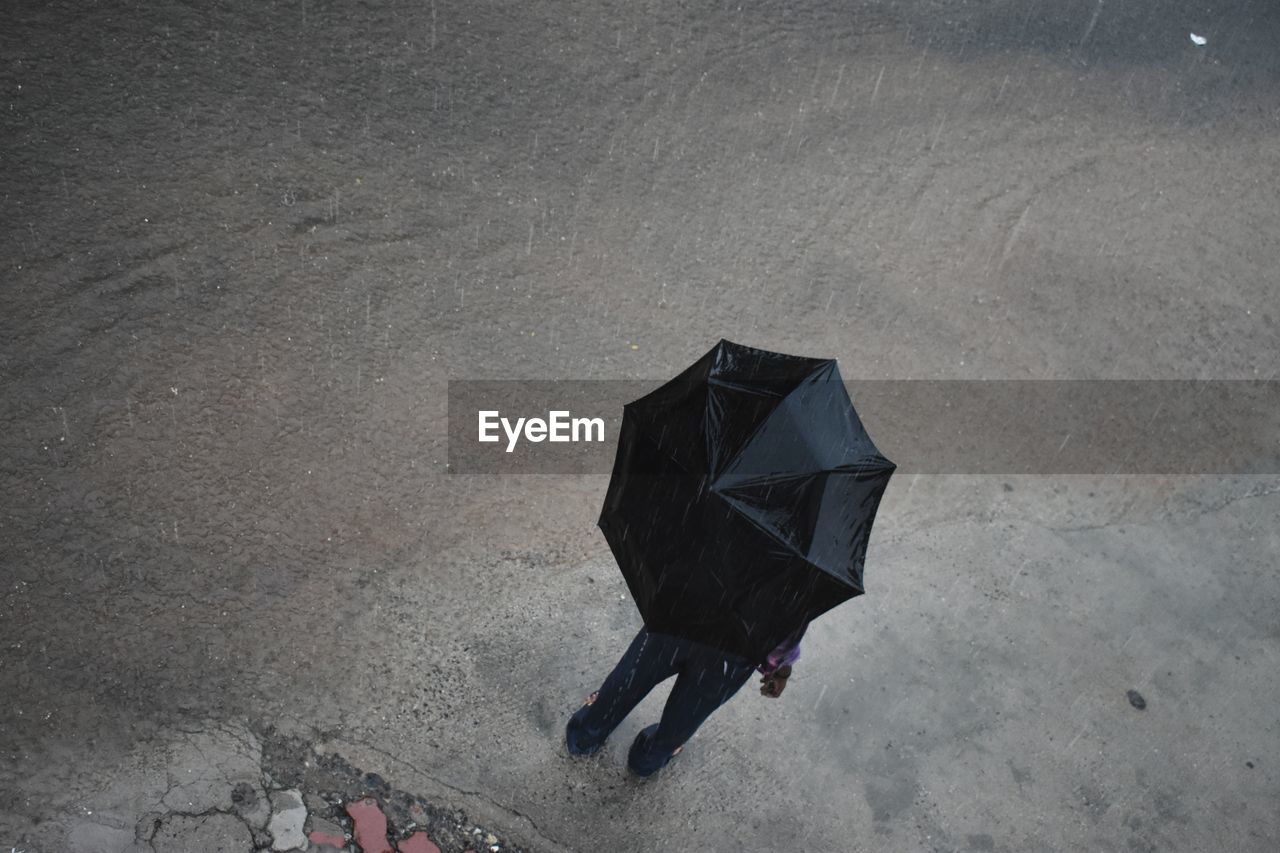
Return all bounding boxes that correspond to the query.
[565,626,758,775]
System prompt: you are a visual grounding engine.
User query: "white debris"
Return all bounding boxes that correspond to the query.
[1189,33,1207,46]
[267,789,308,851]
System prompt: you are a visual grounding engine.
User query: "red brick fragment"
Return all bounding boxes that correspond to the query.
[397,831,442,853]
[309,830,348,850]
[345,797,395,853]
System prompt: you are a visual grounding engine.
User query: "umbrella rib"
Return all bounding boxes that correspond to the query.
[716,490,856,596]
[711,488,804,561]
[717,457,896,491]
[713,487,861,591]
[706,377,788,397]
[715,470,823,490]
[709,362,833,476]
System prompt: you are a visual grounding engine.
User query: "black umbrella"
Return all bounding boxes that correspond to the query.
[598,339,896,665]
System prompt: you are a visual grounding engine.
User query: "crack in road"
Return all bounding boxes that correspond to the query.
[352,740,571,853]
[145,804,257,852]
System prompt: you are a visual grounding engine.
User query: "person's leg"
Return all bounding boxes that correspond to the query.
[566,628,680,755]
[627,646,756,776]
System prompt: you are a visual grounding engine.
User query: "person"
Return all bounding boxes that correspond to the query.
[564,619,810,777]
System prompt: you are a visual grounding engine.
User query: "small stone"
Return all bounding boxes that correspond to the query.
[1246,761,1254,769]
[267,789,308,851]
[485,833,498,845]
[1126,689,1147,710]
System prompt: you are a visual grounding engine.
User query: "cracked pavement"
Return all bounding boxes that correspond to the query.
[2,1,1279,851]
[7,720,530,853]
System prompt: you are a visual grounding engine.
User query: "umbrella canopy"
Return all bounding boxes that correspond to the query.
[598,339,896,665]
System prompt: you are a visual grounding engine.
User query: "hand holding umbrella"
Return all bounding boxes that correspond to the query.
[760,664,792,698]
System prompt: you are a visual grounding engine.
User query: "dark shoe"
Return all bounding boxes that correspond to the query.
[565,692,605,756]
[626,724,684,777]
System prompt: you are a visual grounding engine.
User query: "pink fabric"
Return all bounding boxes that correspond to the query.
[757,620,809,676]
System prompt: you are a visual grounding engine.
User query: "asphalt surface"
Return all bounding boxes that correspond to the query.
[2,1,1278,851]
